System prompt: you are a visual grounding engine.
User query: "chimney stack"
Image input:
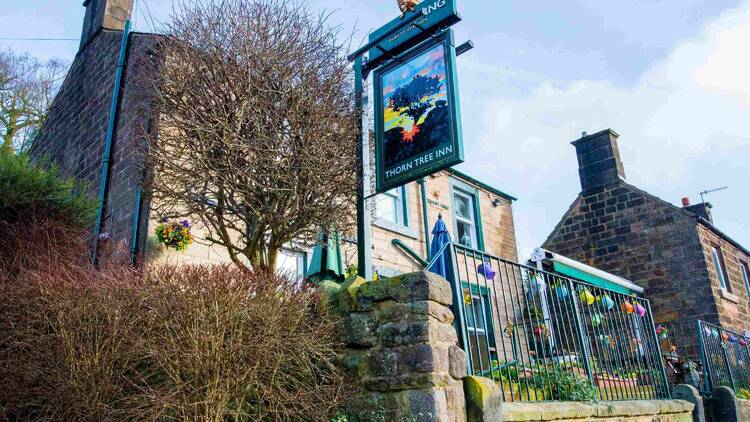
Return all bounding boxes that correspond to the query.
[684,202,714,224]
[80,0,133,50]
[571,129,626,192]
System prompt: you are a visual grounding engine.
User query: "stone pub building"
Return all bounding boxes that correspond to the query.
[543,129,750,334]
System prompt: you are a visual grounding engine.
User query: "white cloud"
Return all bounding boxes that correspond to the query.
[466,1,750,260]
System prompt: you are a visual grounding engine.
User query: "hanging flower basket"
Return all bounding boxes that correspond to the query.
[155,219,193,252]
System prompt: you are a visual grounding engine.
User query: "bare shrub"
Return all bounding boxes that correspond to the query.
[143,0,358,272]
[1,258,345,420]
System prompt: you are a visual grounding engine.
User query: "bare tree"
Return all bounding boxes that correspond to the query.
[144,0,358,272]
[0,50,65,154]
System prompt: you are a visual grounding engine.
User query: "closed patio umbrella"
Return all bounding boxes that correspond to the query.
[307,232,345,282]
[428,215,452,279]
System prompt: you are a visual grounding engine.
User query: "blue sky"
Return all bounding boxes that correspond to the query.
[2,0,748,259]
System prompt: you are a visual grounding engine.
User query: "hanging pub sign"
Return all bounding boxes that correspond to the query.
[374,30,464,193]
[368,0,461,70]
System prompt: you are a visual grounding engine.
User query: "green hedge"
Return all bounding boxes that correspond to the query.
[0,152,96,227]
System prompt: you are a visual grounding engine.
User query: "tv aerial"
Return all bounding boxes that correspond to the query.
[699,186,728,203]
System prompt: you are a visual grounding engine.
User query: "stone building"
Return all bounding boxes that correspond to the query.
[543,129,750,333]
[30,0,519,279]
[31,0,158,262]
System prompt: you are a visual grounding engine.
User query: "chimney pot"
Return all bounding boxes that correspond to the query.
[571,128,625,192]
[682,197,691,207]
[80,0,133,50]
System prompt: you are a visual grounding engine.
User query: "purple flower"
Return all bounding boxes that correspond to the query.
[181,220,190,228]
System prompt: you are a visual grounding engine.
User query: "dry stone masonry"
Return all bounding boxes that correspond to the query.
[337,271,467,421]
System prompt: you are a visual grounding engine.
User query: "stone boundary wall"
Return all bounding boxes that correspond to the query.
[502,400,694,422]
[337,271,467,421]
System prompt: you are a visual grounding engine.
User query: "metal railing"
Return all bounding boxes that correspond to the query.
[434,243,670,402]
[660,320,750,395]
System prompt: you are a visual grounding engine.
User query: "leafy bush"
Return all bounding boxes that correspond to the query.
[0,152,95,227]
[532,366,596,402]
[1,259,346,420]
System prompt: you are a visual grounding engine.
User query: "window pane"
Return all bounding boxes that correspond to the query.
[376,187,407,226]
[466,296,486,331]
[711,247,728,290]
[376,191,399,224]
[742,263,750,302]
[457,220,474,248]
[454,193,472,220]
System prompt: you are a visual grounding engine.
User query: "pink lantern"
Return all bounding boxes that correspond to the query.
[634,303,646,317]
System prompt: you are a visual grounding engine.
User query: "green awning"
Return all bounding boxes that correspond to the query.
[552,261,635,295]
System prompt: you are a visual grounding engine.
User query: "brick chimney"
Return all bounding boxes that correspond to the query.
[80,0,133,50]
[684,202,714,224]
[571,129,626,192]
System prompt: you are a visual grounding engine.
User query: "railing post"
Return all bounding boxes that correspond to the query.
[721,332,737,391]
[696,320,713,394]
[567,279,595,387]
[446,243,472,374]
[644,300,671,398]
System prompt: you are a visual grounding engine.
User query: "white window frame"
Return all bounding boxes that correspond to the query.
[453,189,478,249]
[466,293,488,335]
[711,245,730,291]
[373,185,417,238]
[375,187,405,226]
[741,261,750,304]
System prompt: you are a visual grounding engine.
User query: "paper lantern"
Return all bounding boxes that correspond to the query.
[656,325,665,335]
[601,295,615,310]
[711,329,720,338]
[634,303,646,317]
[740,338,748,347]
[579,289,595,305]
[721,332,729,342]
[704,326,712,337]
[555,285,569,299]
[621,301,635,314]
[477,262,496,279]
[591,312,603,327]
[729,335,738,343]
[526,277,546,296]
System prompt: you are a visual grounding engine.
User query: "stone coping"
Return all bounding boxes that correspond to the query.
[503,399,694,421]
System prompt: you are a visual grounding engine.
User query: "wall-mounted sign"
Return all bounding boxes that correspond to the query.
[368,0,461,70]
[374,31,463,193]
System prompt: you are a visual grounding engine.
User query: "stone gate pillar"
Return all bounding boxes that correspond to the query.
[339,271,467,421]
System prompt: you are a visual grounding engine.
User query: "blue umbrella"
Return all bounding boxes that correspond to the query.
[428,215,452,278]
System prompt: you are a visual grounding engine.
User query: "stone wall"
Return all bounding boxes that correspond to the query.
[502,400,694,422]
[31,29,162,256]
[338,271,467,421]
[696,224,750,333]
[543,183,720,326]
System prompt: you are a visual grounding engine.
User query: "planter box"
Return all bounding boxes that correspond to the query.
[594,374,637,388]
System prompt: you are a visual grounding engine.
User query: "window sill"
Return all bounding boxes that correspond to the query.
[373,219,418,239]
[720,289,739,304]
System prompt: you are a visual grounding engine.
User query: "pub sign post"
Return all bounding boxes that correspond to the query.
[349,0,465,279]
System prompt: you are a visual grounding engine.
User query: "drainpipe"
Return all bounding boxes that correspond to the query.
[129,187,142,265]
[417,178,431,258]
[91,20,131,265]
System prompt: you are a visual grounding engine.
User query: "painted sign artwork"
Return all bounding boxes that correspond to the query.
[375,34,463,192]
